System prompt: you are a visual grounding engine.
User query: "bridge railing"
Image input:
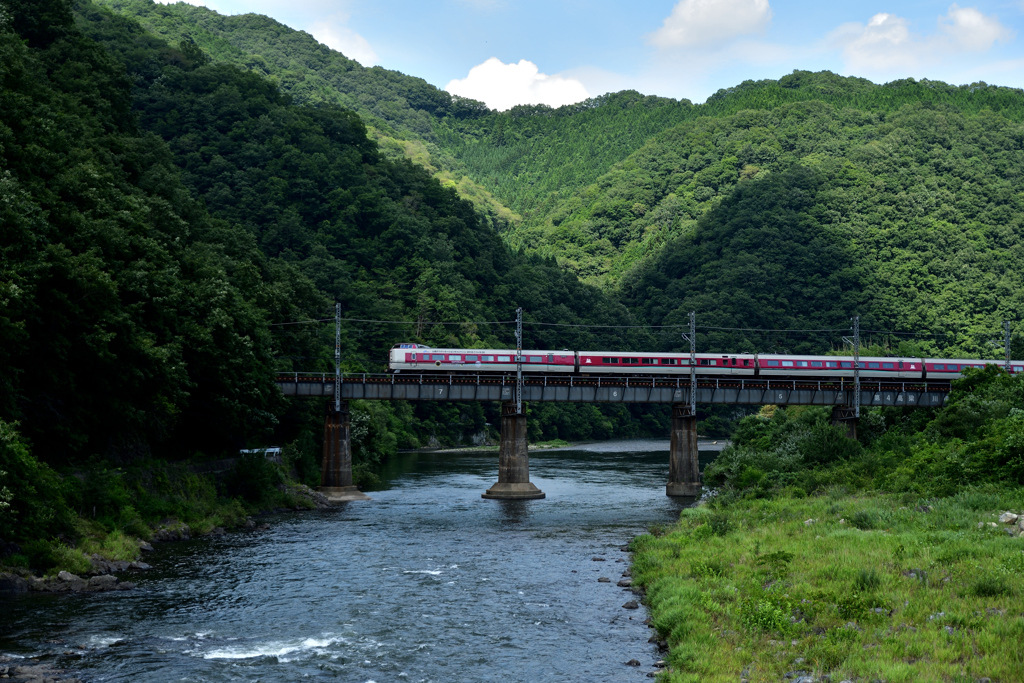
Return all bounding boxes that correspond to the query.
[274,372,949,407]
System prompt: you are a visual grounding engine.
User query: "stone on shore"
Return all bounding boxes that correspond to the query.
[87,574,118,591]
[999,512,1019,524]
[618,578,633,587]
[623,600,639,609]
[0,572,28,593]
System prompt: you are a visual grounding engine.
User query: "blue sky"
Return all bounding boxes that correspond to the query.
[165,0,1024,109]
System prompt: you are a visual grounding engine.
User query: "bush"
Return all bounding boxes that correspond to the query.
[854,568,882,592]
[849,510,878,530]
[0,421,76,542]
[226,453,283,505]
[50,543,91,576]
[691,560,726,579]
[708,513,732,536]
[741,596,788,633]
[971,575,1013,598]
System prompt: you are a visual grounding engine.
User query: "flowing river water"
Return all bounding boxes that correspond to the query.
[1,441,722,682]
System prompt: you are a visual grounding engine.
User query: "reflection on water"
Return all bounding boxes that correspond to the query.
[0,442,713,682]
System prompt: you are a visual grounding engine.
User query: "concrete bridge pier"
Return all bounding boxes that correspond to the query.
[320,402,370,502]
[666,403,702,498]
[482,403,545,500]
[831,405,858,440]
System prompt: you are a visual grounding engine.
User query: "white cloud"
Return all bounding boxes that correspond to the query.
[308,14,377,66]
[648,0,773,49]
[832,4,1012,75]
[445,58,590,111]
[940,4,1012,50]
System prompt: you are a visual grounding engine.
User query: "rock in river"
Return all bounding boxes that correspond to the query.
[623,600,639,609]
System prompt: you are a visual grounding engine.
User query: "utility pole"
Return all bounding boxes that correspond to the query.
[515,307,523,415]
[681,312,696,417]
[1006,320,1012,372]
[853,315,860,419]
[335,302,341,412]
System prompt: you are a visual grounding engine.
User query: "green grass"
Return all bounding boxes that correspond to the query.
[632,492,1024,682]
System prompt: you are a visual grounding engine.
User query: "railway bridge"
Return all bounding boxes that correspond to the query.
[275,371,952,503]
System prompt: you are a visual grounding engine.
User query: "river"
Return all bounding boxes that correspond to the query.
[0,441,720,682]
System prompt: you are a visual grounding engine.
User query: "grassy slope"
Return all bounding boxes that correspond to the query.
[632,492,1024,683]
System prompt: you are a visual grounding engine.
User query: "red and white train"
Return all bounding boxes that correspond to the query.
[389,344,1023,380]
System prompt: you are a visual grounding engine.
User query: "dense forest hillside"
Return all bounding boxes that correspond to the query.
[87,0,524,228]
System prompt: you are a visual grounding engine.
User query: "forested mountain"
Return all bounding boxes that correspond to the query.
[87,0,524,229]
[1,0,651,470]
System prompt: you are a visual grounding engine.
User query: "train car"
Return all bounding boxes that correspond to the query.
[577,352,758,376]
[757,354,925,379]
[389,345,575,374]
[924,358,1024,380]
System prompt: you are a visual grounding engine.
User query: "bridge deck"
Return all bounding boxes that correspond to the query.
[276,373,950,407]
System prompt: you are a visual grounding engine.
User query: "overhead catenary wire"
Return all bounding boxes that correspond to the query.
[266,314,1016,343]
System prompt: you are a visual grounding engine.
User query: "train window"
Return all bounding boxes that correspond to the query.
[765,360,779,366]
[432,355,445,361]
[811,361,822,368]
[781,361,794,367]
[661,358,677,365]
[529,356,541,363]
[841,362,853,368]
[466,355,478,361]
[868,362,880,369]
[699,359,709,365]
[497,356,510,362]
[623,358,638,364]
[933,364,944,370]
[548,354,554,363]
[482,355,494,362]
[642,358,654,364]
[882,363,894,369]
[797,361,809,367]
[825,361,838,368]
[602,357,618,364]
[1015,366,1023,372]
[744,359,750,366]
[450,355,461,361]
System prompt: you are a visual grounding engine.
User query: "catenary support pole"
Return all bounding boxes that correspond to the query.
[515,307,523,415]
[335,302,341,412]
[482,402,545,499]
[1006,320,1012,373]
[853,315,860,419]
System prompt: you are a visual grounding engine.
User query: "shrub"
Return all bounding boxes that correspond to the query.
[836,591,870,619]
[757,550,794,581]
[50,543,91,575]
[855,568,882,592]
[708,513,732,536]
[849,510,878,530]
[741,596,788,633]
[971,575,1013,598]
[226,453,284,505]
[691,560,726,579]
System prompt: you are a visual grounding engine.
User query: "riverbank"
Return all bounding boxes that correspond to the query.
[630,490,1024,683]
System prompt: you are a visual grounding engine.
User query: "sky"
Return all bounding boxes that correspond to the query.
[160,0,1024,110]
